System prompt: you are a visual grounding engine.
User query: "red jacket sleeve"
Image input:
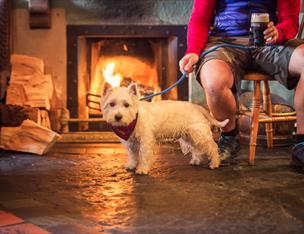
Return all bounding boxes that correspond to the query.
[186,0,217,55]
[276,0,300,44]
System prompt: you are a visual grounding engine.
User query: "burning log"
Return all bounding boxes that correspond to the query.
[120,77,156,98]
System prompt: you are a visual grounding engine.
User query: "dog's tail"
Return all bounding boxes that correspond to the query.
[198,106,229,128]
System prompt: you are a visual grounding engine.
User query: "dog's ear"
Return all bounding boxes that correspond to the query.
[128,83,139,96]
[100,82,113,112]
[101,82,113,97]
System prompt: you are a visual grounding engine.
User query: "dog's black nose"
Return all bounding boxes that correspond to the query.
[115,114,122,121]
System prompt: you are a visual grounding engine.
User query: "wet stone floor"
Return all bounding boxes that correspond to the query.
[0,142,304,234]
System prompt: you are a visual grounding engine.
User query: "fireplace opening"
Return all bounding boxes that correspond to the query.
[88,38,165,115]
[67,25,187,131]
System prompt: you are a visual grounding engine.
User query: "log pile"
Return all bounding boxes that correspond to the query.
[6,54,52,110]
[0,54,61,155]
[1,120,60,155]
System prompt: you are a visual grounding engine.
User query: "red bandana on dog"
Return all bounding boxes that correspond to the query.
[110,113,138,140]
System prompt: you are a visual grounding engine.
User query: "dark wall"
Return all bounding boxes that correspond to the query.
[13,0,193,25]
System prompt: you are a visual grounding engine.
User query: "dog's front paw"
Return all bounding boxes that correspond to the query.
[125,163,137,171]
[209,160,220,169]
[189,157,201,166]
[135,167,149,175]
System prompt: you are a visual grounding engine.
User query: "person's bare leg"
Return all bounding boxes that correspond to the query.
[200,59,236,132]
[288,45,304,135]
[288,44,304,167]
[294,77,304,134]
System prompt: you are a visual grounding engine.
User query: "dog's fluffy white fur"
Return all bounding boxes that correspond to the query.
[101,83,228,175]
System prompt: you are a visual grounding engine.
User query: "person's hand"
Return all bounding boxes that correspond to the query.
[264,21,279,45]
[179,53,199,74]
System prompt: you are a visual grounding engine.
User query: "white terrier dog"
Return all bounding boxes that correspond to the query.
[101,83,229,175]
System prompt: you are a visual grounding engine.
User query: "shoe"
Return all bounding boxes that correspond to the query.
[218,134,241,161]
[291,143,304,170]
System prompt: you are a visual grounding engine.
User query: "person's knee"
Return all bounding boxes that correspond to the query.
[290,45,304,75]
[295,45,304,67]
[294,76,304,105]
[296,45,304,57]
[298,46,304,74]
[200,59,234,95]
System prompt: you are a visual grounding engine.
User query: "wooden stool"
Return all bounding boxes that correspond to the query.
[241,73,296,165]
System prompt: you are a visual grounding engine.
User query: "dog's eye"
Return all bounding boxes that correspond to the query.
[124,103,130,108]
[109,102,115,107]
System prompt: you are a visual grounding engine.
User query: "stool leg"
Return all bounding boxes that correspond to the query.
[249,81,261,165]
[263,81,273,148]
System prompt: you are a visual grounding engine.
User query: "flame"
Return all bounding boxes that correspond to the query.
[88,57,163,115]
[103,62,122,88]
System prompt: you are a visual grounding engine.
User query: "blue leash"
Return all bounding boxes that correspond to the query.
[140,43,254,101]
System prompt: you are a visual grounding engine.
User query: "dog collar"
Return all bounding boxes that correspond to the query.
[110,113,138,141]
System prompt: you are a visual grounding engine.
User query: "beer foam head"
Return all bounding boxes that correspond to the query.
[251,13,269,23]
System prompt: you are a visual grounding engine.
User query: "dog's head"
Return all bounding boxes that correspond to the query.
[100,82,140,127]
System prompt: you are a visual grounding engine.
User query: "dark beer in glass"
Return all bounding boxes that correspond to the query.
[250,13,269,47]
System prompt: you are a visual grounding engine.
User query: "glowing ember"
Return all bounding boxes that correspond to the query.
[103,62,122,88]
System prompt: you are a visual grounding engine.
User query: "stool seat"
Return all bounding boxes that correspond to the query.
[243,73,274,81]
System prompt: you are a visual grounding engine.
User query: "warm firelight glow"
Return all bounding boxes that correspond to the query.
[102,62,122,88]
[88,56,162,115]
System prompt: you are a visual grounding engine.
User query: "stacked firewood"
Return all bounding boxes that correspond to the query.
[0,54,60,155]
[7,54,52,113]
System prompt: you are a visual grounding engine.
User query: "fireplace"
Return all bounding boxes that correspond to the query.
[67,25,187,131]
[88,38,169,113]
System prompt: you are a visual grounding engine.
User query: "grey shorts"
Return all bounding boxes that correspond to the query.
[195,38,304,93]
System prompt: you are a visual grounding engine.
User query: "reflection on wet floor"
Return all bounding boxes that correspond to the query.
[0,143,304,234]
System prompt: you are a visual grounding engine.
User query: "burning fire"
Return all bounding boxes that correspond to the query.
[88,57,162,115]
[102,62,122,88]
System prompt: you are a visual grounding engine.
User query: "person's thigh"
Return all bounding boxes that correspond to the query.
[289,44,304,76]
[252,39,304,90]
[195,42,250,93]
